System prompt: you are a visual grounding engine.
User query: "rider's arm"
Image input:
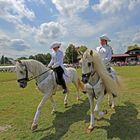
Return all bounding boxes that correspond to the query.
[52,51,64,68]
[104,46,112,64]
[48,56,54,67]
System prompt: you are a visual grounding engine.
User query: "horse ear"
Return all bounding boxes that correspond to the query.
[77,55,82,60]
[16,59,22,64]
[90,50,93,56]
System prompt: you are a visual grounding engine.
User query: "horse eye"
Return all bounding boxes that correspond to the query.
[88,62,91,67]
[20,71,23,74]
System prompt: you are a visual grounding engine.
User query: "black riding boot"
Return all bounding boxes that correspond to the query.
[54,66,68,94]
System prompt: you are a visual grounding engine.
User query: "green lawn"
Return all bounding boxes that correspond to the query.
[0,66,140,140]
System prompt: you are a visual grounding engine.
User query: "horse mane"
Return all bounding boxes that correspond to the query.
[84,49,119,95]
[20,59,48,75]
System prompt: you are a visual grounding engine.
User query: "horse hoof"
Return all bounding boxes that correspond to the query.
[86,127,94,133]
[82,91,87,94]
[111,105,115,109]
[77,97,80,101]
[103,109,107,114]
[31,124,38,131]
[51,110,56,115]
[64,103,68,108]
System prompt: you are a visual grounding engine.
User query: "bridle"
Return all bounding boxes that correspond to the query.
[17,64,51,83]
[17,65,29,83]
[82,61,98,99]
[82,62,96,83]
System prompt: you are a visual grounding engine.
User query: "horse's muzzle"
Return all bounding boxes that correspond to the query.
[82,73,90,84]
[18,80,27,88]
[82,77,88,84]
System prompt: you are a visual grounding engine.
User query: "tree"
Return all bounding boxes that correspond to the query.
[29,53,51,65]
[0,55,13,65]
[0,55,5,64]
[77,45,87,54]
[64,44,79,64]
[17,57,27,60]
[127,44,140,51]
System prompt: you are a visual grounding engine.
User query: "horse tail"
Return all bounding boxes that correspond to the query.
[77,78,85,91]
[115,74,122,91]
[111,68,121,90]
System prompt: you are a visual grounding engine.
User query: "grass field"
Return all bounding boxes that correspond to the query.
[0,66,140,140]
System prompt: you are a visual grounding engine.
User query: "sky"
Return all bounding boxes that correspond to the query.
[0,0,140,58]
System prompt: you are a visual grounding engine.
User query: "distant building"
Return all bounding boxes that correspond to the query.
[125,48,140,62]
[112,48,140,65]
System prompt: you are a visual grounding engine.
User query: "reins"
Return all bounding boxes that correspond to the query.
[27,68,52,82]
[83,62,98,99]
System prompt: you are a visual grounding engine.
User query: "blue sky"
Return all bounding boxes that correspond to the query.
[0,0,140,58]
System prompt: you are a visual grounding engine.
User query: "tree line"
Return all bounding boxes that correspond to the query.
[1,44,139,65]
[0,44,87,65]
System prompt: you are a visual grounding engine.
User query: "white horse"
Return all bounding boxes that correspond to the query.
[80,49,120,133]
[15,59,84,131]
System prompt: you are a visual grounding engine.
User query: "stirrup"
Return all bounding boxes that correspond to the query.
[63,89,68,94]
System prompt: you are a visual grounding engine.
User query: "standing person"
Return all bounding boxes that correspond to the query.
[96,34,113,72]
[48,42,68,94]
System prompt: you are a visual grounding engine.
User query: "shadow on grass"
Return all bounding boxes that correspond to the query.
[39,98,89,140]
[101,101,140,140]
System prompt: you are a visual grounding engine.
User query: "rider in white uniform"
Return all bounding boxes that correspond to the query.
[96,34,113,72]
[48,42,68,94]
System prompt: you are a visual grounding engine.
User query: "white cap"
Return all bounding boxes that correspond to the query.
[50,42,61,49]
[100,34,111,42]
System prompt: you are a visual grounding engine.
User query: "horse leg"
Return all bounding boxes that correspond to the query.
[31,93,50,131]
[87,93,94,133]
[107,94,116,109]
[111,94,116,108]
[50,96,56,114]
[94,91,107,117]
[64,92,69,108]
[73,80,80,101]
[107,94,112,106]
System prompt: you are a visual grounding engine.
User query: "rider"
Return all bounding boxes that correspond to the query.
[48,42,68,94]
[96,34,113,73]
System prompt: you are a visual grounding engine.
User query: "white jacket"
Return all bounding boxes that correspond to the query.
[48,49,67,74]
[96,45,113,66]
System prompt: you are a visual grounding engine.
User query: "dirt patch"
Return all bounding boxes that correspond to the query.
[0,125,12,132]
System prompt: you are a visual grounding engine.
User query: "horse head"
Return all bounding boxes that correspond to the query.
[81,49,119,96]
[80,49,95,84]
[15,60,28,88]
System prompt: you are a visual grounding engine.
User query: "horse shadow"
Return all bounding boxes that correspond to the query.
[100,101,140,140]
[38,98,89,140]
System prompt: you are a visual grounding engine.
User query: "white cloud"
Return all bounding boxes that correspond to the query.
[132,31,140,44]
[59,14,122,42]
[0,35,11,48]
[36,21,67,44]
[128,0,140,10]
[16,24,36,39]
[10,39,30,51]
[0,34,31,58]
[111,27,140,53]
[0,0,35,24]
[0,0,139,58]
[92,0,140,14]
[0,35,30,51]
[51,0,122,41]
[52,0,89,17]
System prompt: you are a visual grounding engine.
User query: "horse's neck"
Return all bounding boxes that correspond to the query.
[25,61,47,76]
[89,72,99,85]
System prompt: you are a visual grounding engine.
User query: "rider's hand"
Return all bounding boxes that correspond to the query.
[48,66,54,70]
